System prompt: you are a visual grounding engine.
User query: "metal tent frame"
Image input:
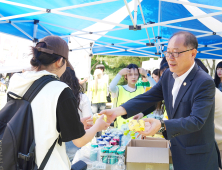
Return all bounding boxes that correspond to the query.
[0,0,222,58]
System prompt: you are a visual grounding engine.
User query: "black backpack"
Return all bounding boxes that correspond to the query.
[0,75,59,170]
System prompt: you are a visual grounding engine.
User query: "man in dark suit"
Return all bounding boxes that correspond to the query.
[101,31,221,170]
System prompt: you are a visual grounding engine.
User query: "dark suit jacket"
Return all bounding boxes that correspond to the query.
[122,64,221,170]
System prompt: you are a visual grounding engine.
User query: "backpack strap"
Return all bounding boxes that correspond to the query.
[38,137,58,170]
[23,75,60,169]
[23,75,59,102]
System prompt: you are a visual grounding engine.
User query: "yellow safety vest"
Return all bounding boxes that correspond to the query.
[91,79,107,104]
[115,85,144,129]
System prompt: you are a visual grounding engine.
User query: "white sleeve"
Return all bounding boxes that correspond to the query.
[109,74,121,98]
[147,76,157,87]
[79,94,93,118]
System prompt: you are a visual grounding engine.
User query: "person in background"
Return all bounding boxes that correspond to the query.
[159,62,169,77]
[109,64,155,128]
[91,69,107,114]
[96,64,109,98]
[90,69,108,137]
[214,61,222,92]
[60,67,93,162]
[160,56,167,68]
[136,69,156,90]
[152,69,160,83]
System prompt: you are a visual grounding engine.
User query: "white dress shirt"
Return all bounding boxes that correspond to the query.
[172,62,195,107]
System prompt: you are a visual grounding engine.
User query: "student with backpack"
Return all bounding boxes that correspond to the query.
[4,36,109,170]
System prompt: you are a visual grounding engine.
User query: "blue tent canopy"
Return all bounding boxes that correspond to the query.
[0,0,222,59]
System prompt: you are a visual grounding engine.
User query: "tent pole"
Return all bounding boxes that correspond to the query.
[72,37,90,54]
[0,0,44,10]
[196,32,221,38]
[158,0,161,37]
[33,21,38,39]
[11,20,34,23]
[134,0,138,25]
[94,42,156,55]
[123,0,136,28]
[164,25,211,34]
[201,48,222,53]
[52,11,128,28]
[54,0,118,11]
[71,45,109,51]
[0,11,45,21]
[141,11,222,29]
[201,52,222,58]
[137,0,151,44]
[65,27,127,37]
[205,42,222,47]
[94,50,125,55]
[0,13,33,40]
[161,0,222,11]
[43,22,147,46]
[11,22,33,40]
[116,38,155,45]
[38,23,53,35]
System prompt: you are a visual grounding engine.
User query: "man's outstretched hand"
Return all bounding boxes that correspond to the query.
[99,107,127,124]
[138,118,161,136]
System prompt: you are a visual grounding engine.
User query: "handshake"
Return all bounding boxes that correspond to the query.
[98,107,163,137]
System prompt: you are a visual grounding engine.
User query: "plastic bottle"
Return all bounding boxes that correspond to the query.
[121,130,131,146]
[113,136,120,145]
[121,121,128,132]
[130,132,136,140]
[90,144,98,161]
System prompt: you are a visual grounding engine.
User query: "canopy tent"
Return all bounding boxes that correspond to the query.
[0,0,222,74]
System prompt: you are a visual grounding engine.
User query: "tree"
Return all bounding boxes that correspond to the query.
[91,55,151,85]
[205,59,216,77]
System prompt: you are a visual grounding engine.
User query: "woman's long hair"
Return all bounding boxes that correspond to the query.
[214,61,222,88]
[60,67,83,109]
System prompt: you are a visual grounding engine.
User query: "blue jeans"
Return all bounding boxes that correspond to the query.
[65,141,80,162]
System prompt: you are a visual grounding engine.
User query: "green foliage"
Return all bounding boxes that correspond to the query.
[91,55,150,85]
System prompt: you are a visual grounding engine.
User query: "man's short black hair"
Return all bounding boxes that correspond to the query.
[169,31,198,50]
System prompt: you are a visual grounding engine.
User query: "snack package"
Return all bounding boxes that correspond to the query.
[128,119,145,131]
[93,113,107,124]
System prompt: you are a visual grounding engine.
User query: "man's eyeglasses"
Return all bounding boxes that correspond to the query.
[163,48,194,58]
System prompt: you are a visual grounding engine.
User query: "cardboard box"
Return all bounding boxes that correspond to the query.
[144,137,173,164]
[126,139,170,170]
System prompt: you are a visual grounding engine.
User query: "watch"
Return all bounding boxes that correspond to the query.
[158,119,165,133]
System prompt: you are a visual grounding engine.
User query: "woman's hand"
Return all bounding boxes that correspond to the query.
[81,116,93,130]
[94,115,110,131]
